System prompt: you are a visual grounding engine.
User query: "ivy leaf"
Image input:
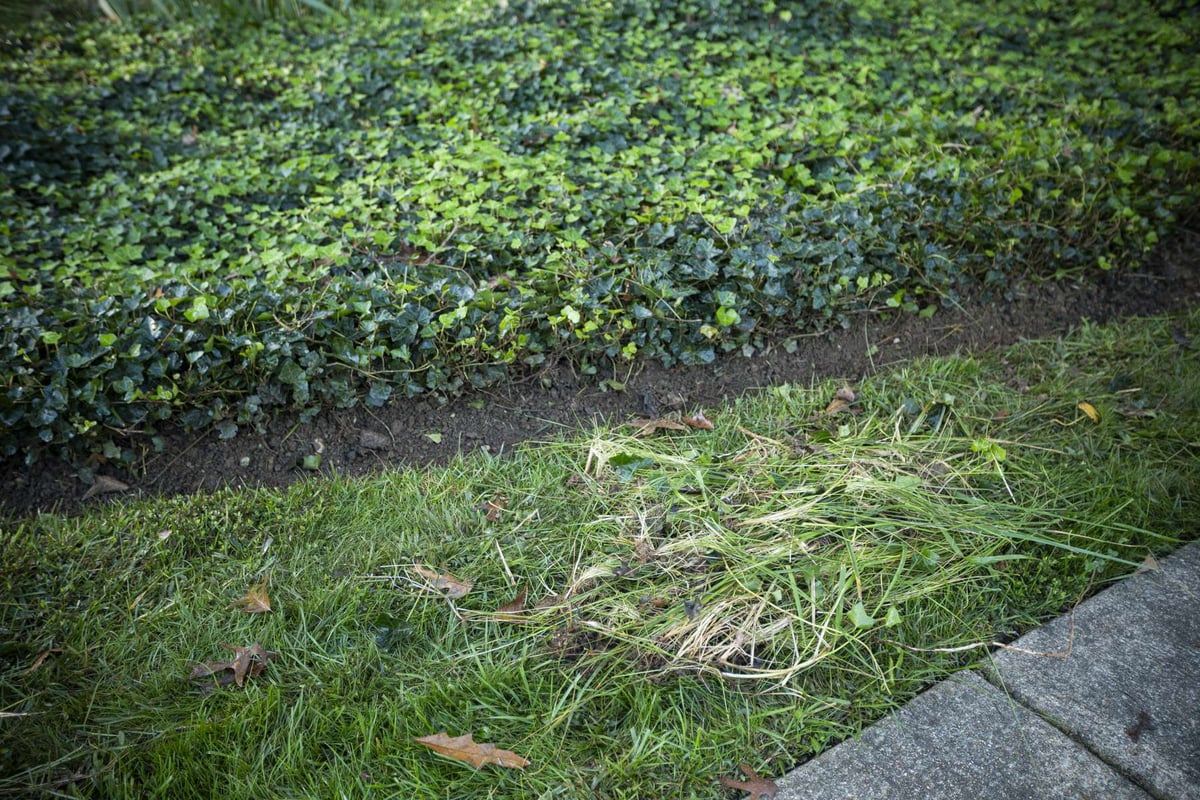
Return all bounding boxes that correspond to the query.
[184,297,210,322]
[849,601,876,628]
[414,731,530,770]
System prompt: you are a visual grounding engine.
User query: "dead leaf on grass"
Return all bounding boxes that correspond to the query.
[496,587,527,614]
[627,417,689,436]
[823,385,857,415]
[227,580,272,614]
[412,565,473,598]
[1077,401,1100,423]
[682,412,714,431]
[478,495,509,521]
[792,438,828,456]
[25,647,63,674]
[81,474,130,501]
[414,731,530,770]
[718,763,779,800]
[534,593,564,610]
[188,643,276,690]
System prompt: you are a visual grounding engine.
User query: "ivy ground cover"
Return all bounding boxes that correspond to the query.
[2,0,1198,460]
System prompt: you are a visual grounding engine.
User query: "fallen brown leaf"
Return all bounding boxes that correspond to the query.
[478,495,508,521]
[412,566,473,599]
[627,417,689,436]
[188,643,276,690]
[823,398,849,414]
[534,593,563,610]
[227,580,272,614]
[81,474,130,501]
[414,731,530,770]
[25,647,62,674]
[718,764,778,800]
[682,412,714,431]
[824,385,857,415]
[792,438,828,456]
[496,587,527,615]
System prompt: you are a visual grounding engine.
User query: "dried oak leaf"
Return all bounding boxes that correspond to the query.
[718,764,778,800]
[412,566,473,599]
[227,580,272,613]
[414,731,530,770]
[188,643,276,690]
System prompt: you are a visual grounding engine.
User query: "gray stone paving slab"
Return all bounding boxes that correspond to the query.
[774,671,1150,800]
[987,541,1200,800]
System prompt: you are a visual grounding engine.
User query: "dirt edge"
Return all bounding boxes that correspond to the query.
[3,230,1198,519]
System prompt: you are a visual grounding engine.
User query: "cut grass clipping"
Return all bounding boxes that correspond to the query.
[2,310,1198,798]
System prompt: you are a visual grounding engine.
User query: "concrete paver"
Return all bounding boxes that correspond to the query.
[987,542,1200,800]
[774,671,1151,800]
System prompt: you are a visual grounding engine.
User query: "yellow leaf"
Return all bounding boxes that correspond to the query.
[1077,401,1100,423]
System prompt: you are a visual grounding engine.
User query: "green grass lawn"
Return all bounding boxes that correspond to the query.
[3,309,1197,798]
[2,0,1198,460]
